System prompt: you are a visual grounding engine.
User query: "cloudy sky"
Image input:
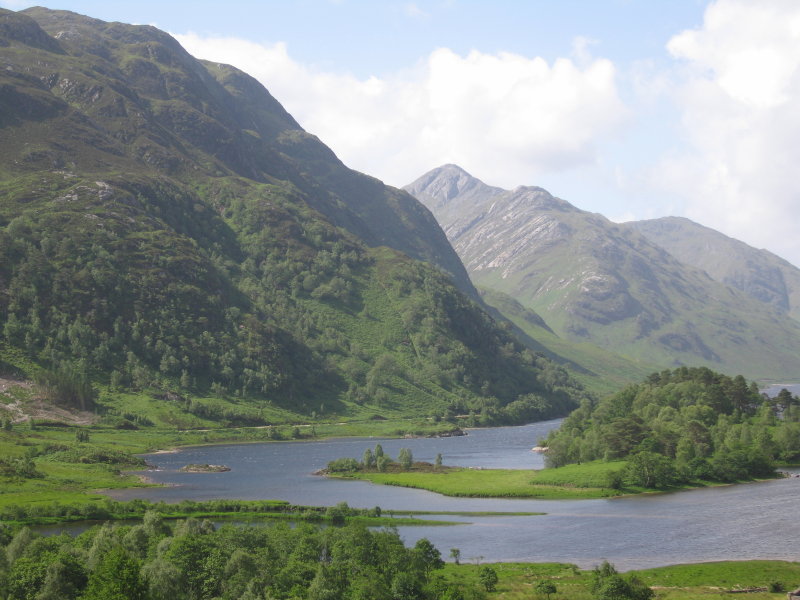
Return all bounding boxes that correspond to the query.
[5,0,800,266]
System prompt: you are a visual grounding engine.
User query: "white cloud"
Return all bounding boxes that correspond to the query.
[404,3,430,19]
[173,32,627,188]
[658,0,800,265]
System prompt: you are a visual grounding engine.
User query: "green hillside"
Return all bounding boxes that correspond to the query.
[0,8,589,425]
[479,288,655,397]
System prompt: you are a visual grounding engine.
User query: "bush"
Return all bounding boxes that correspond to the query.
[326,458,360,473]
[478,566,498,592]
[0,457,42,479]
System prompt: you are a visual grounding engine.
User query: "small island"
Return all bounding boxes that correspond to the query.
[327,367,797,500]
[179,463,231,473]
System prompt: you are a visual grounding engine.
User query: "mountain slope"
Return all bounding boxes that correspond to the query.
[7,7,474,297]
[627,216,800,322]
[406,165,800,381]
[0,8,589,423]
[478,288,657,397]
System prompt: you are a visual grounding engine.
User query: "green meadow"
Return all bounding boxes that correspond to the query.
[436,560,800,600]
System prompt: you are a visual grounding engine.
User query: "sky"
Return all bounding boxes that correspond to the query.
[5,0,800,267]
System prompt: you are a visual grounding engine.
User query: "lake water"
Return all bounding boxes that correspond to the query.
[763,383,800,397]
[102,418,800,570]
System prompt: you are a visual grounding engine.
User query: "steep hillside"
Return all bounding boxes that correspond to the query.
[479,288,656,397]
[406,165,800,381]
[0,8,589,423]
[628,216,800,322]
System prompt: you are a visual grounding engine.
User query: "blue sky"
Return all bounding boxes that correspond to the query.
[5,1,800,267]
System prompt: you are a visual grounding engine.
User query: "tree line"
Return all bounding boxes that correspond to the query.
[0,513,488,600]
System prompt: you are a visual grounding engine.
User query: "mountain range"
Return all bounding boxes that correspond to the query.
[406,164,800,382]
[0,8,589,423]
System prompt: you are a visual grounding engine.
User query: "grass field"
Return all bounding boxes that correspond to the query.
[438,560,800,600]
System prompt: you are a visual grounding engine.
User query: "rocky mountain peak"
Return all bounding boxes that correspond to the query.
[404,164,503,210]
[405,165,800,380]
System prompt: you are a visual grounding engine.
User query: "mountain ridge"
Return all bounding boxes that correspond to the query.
[406,164,800,381]
[626,216,800,322]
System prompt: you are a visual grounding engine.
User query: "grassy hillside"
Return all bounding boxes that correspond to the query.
[480,288,655,397]
[0,8,590,427]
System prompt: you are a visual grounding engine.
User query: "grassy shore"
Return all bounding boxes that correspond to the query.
[438,560,800,599]
[328,459,741,499]
[1,494,508,528]
[0,411,471,510]
[330,461,642,499]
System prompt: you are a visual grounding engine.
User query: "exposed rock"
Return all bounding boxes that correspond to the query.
[180,463,231,473]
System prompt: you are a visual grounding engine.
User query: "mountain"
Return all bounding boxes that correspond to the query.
[626,216,800,322]
[478,288,657,397]
[0,8,590,424]
[406,165,800,381]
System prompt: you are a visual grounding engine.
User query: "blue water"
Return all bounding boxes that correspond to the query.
[97,418,800,570]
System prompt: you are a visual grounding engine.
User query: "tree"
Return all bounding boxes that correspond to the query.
[35,553,87,600]
[591,560,653,600]
[362,448,375,468]
[141,558,187,600]
[391,572,422,600]
[8,556,49,600]
[478,566,498,592]
[449,548,460,565]
[6,526,33,565]
[412,538,443,577]
[624,451,678,488]
[307,563,343,600]
[776,388,796,419]
[142,510,169,538]
[435,453,443,470]
[604,417,650,458]
[536,580,557,600]
[82,547,147,600]
[399,448,413,469]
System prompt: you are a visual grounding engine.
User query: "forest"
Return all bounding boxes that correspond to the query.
[544,367,800,487]
[0,514,488,600]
